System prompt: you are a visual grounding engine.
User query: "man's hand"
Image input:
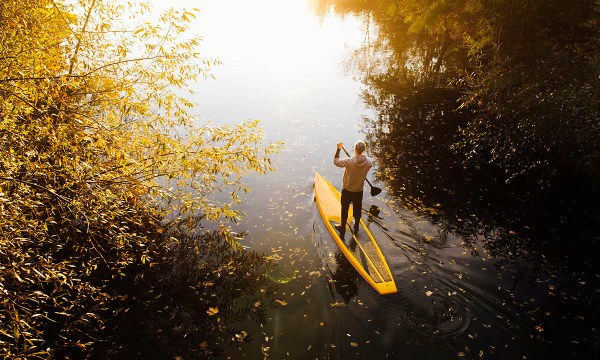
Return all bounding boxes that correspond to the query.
[337,141,343,149]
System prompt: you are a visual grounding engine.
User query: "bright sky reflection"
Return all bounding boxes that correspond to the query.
[146,0,368,125]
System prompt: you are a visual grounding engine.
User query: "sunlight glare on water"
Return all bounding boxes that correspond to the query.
[148,0,369,125]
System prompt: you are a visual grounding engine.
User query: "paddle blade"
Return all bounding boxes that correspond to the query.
[370,186,382,196]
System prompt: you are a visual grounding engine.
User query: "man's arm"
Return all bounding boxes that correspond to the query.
[334,141,346,167]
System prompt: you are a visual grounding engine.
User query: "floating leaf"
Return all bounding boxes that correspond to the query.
[234,330,248,342]
[535,325,544,333]
[207,307,219,316]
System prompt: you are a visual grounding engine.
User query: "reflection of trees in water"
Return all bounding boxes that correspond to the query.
[319,0,600,185]
[315,4,599,354]
[361,82,600,356]
[92,219,277,358]
[316,0,599,264]
[362,73,598,264]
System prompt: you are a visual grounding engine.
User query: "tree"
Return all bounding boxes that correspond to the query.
[0,0,280,357]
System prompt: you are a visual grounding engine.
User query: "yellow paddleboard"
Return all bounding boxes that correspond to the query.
[314,172,397,295]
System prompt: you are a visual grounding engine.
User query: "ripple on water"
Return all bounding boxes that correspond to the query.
[403,292,471,338]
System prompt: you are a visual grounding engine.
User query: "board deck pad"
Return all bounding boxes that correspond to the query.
[346,226,393,282]
[314,172,396,295]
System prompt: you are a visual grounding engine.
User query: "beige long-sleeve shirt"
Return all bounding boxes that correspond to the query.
[334,149,372,192]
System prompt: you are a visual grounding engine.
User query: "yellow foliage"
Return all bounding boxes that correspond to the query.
[0,0,280,357]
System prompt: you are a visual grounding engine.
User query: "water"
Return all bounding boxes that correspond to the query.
[163,0,598,358]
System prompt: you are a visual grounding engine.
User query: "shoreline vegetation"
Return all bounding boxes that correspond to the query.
[1,0,280,357]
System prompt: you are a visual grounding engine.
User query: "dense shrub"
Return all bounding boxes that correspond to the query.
[0,0,280,357]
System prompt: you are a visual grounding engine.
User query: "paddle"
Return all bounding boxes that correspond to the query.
[341,146,382,196]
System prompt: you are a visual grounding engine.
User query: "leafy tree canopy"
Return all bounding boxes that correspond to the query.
[0,0,280,357]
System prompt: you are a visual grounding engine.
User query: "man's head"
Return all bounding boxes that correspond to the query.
[354,140,366,155]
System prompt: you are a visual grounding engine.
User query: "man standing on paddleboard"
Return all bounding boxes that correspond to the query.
[334,140,372,241]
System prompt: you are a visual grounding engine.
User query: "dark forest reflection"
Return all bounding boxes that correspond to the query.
[312,2,600,357]
[91,223,277,359]
[362,75,598,264]
[317,0,600,265]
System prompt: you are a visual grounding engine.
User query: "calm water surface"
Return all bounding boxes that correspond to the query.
[169,0,598,358]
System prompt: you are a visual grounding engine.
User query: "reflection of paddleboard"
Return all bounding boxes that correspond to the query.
[314,172,397,295]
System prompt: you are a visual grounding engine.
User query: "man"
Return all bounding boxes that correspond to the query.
[333,140,372,240]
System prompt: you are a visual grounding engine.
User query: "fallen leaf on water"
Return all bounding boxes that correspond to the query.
[207,307,219,316]
[535,325,544,333]
[425,291,433,297]
[234,331,248,342]
[351,342,358,348]
[275,299,288,306]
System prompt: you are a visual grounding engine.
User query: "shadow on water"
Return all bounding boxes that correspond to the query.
[356,81,600,357]
[309,193,477,358]
[399,217,596,357]
[309,160,599,359]
[354,76,600,359]
[91,221,278,359]
[328,251,360,304]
